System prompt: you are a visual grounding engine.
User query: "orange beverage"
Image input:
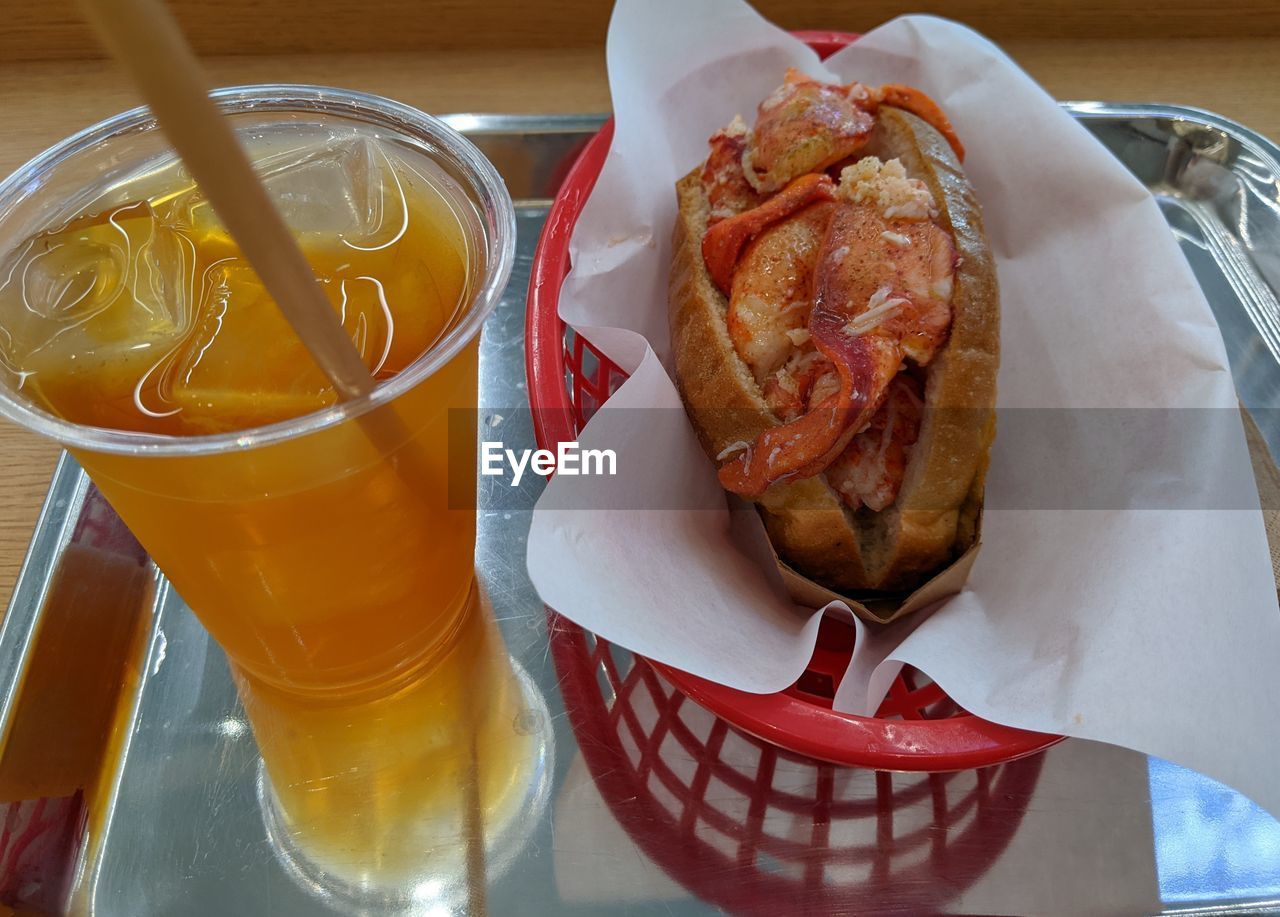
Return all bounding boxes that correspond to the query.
[243,592,548,890]
[0,88,542,894]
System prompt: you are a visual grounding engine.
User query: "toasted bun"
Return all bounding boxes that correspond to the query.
[668,108,999,593]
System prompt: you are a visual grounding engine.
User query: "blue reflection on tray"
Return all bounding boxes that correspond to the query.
[1149,756,1280,903]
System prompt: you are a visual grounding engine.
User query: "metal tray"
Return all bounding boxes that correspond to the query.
[1,105,1279,916]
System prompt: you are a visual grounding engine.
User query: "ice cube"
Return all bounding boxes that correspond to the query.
[260,138,386,239]
[0,200,194,377]
[165,261,334,430]
[165,259,398,432]
[161,137,406,249]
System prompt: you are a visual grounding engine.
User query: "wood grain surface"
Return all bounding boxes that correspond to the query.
[0,8,1278,614]
[4,0,1280,60]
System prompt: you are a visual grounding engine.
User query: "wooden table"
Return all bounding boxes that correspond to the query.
[2,1,1279,612]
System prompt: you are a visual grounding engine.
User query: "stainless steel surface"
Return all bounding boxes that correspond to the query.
[1072,102,1280,450]
[0,105,1278,915]
[0,453,89,742]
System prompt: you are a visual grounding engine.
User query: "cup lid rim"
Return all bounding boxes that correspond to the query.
[0,84,517,457]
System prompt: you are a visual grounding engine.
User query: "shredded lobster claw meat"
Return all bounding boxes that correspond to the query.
[743,70,878,194]
[702,173,835,294]
[700,72,961,504]
[826,375,925,511]
[734,70,965,203]
[717,205,906,497]
[717,317,901,497]
[701,118,765,224]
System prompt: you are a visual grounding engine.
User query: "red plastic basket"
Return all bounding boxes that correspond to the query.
[548,617,1046,911]
[526,31,1063,771]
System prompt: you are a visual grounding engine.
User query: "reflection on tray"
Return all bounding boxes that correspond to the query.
[550,617,1045,913]
[0,487,153,914]
[1150,756,1280,906]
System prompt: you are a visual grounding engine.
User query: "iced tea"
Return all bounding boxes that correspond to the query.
[0,130,482,690]
[0,92,532,891]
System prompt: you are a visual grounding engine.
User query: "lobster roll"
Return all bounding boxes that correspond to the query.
[668,70,999,594]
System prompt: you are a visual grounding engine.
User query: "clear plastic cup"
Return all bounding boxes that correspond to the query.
[0,85,540,894]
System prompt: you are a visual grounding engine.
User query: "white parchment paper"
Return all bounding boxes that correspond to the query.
[526,0,1280,816]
